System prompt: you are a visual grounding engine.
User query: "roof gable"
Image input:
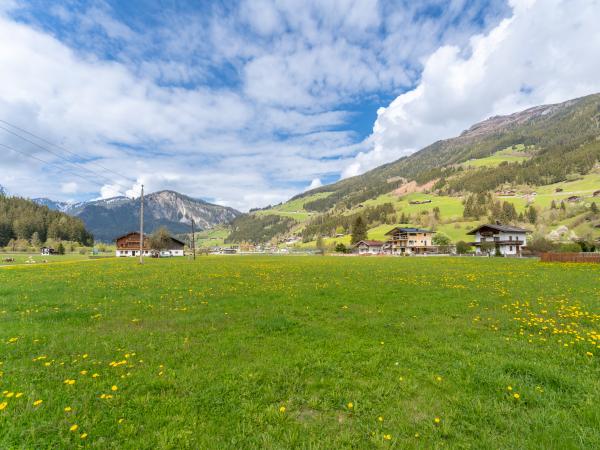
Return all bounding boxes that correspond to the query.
[466,224,528,235]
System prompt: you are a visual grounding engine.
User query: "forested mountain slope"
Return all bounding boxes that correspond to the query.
[226,93,600,245]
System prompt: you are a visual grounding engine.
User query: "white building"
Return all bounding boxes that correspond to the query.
[354,240,385,255]
[115,232,185,257]
[467,224,528,256]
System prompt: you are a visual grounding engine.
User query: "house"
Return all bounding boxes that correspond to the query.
[593,190,600,197]
[567,196,581,203]
[115,232,185,257]
[41,247,56,255]
[467,223,527,257]
[384,227,435,255]
[409,199,432,205]
[354,240,385,255]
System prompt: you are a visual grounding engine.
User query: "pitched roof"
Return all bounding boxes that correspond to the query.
[466,224,528,235]
[354,240,384,246]
[384,227,435,235]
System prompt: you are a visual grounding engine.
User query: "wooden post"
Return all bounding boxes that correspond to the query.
[139,184,144,265]
[191,218,196,260]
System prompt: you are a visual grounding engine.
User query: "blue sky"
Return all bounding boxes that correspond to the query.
[1,0,599,210]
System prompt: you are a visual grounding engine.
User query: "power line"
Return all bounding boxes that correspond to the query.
[0,126,135,193]
[0,118,137,184]
[0,142,104,186]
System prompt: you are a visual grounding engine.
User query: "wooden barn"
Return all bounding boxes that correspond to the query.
[115,232,185,257]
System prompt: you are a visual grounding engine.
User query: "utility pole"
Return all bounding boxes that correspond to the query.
[191,218,196,260]
[139,184,144,265]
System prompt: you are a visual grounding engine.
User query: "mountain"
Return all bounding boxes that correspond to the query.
[35,190,241,243]
[226,93,600,245]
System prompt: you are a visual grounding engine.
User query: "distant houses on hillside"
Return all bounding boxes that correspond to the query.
[467,224,528,256]
[115,232,185,257]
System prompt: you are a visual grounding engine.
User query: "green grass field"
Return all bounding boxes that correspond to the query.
[0,252,95,266]
[1,257,599,448]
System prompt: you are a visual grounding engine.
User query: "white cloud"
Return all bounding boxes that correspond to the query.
[307,178,322,190]
[0,1,512,210]
[346,0,600,176]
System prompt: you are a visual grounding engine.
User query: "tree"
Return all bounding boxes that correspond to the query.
[30,232,41,248]
[591,202,598,214]
[334,243,347,253]
[560,201,566,211]
[433,232,452,254]
[56,242,65,255]
[350,216,367,245]
[479,241,495,256]
[550,200,557,210]
[315,236,325,255]
[456,241,471,255]
[148,227,172,250]
[527,206,538,224]
[432,207,441,221]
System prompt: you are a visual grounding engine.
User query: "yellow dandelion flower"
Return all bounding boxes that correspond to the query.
[111,385,118,391]
[15,393,23,398]
[378,416,384,422]
[586,352,593,357]
[33,399,43,406]
[92,373,100,378]
[80,433,88,439]
[513,393,520,400]
[5,392,14,398]
[0,402,7,410]
[436,376,442,382]
[279,406,286,413]
[434,417,441,424]
[118,418,125,424]
[383,434,392,440]
[507,386,513,391]
[414,432,420,438]
[347,402,353,409]
[80,370,88,375]
[64,406,72,412]
[69,424,78,432]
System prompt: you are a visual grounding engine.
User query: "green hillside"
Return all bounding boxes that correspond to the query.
[225,94,600,247]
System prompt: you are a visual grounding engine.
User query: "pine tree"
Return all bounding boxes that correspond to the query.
[550,200,557,210]
[591,202,598,214]
[351,216,368,244]
[527,206,538,224]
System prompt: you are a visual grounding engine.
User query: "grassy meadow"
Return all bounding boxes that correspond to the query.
[1,256,599,448]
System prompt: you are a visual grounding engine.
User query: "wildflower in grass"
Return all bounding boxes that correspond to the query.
[64,379,75,385]
[80,433,88,439]
[69,424,78,432]
[513,393,520,400]
[0,401,7,410]
[64,406,72,412]
[507,386,513,391]
[5,392,13,398]
[383,434,392,440]
[415,433,420,438]
[279,406,286,413]
[586,352,593,356]
[15,393,23,398]
[434,417,441,425]
[378,416,384,422]
[33,399,42,406]
[92,373,100,378]
[347,402,353,409]
[80,370,88,375]
[436,376,443,382]
[111,385,118,391]
[118,418,125,424]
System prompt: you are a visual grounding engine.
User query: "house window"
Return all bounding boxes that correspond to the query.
[509,246,513,251]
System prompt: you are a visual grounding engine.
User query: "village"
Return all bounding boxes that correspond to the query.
[109,223,529,258]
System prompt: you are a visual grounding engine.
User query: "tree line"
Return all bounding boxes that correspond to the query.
[0,194,93,247]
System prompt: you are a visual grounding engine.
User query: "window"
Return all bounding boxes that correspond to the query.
[509,246,513,251]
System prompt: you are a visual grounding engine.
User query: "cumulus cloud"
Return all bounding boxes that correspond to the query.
[345,0,600,176]
[306,178,322,190]
[0,1,511,210]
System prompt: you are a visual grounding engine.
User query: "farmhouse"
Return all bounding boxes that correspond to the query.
[467,223,527,256]
[115,232,185,257]
[384,227,435,255]
[354,240,385,255]
[41,247,56,255]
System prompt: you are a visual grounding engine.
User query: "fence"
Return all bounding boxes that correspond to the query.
[540,252,600,263]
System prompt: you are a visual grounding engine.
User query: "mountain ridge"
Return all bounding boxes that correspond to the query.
[34,190,241,242]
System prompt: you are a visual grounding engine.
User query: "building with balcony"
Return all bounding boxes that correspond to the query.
[467,223,528,256]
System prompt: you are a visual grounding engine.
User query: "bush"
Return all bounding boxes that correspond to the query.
[456,241,471,254]
[334,243,348,253]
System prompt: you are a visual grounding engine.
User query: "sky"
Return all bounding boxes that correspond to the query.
[0,0,599,211]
